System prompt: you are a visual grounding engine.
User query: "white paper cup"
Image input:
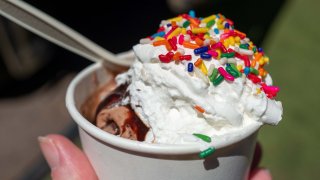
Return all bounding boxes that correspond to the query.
[66,62,261,180]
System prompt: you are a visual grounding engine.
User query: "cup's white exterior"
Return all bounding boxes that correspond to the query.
[66,62,260,180]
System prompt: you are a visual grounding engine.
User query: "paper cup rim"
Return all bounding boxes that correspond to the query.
[66,62,262,155]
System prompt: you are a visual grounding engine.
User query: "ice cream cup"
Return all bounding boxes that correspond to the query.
[66,62,262,180]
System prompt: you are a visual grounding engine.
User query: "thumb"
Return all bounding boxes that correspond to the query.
[38,134,98,180]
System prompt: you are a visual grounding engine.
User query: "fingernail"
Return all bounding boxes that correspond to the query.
[38,136,60,169]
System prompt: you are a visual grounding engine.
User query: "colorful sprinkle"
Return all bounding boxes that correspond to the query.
[158,54,171,63]
[179,55,192,61]
[207,50,218,58]
[192,27,209,34]
[194,105,205,113]
[183,41,200,49]
[236,53,250,67]
[230,64,242,76]
[199,62,208,75]
[261,84,280,98]
[244,67,250,75]
[239,44,249,49]
[163,26,177,39]
[187,63,194,72]
[199,147,216,159]
[189,18,200,26]
[173,52,182,61]
[167,27,182,40]
[211,42,227,53]
[201,15,216,23]
[209,68,218,82]
[200,53,212,59]
[193,133,212,142]
[178,35,185,45]
[218,67,234,81]
[194,58,203,67]
[221,52,235,58]
[194,46,209,55]
[151,31,165,39]
[234,30,246,39]
[152,39,167,46]
[214,28,219,34]
[226,64,240,78]
[168,38,177,51]
[206,20,215,28]
[212,75,224,86]
[183,20,190,28]
[189,10,196,18]
[250,67,259,75]
[224,23,230,29]
[248,73,261,84]
[195,37,204,46]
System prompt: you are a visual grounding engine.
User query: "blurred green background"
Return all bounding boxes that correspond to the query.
[259,0,320,179]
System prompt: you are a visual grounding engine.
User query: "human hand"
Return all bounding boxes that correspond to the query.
[39,134,272,180]
[38,134,97,180]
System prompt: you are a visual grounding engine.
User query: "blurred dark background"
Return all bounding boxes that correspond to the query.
[3,0,319,179]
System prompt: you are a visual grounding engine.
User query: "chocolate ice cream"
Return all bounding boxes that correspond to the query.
[81,83,148,141]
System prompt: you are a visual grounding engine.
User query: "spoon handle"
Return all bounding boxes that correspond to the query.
[0,0,133,72]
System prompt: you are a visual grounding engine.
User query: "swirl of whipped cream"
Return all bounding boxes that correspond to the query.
[115,13,283,144]
[114,43,282,144]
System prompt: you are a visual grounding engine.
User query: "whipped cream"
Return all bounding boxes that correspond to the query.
[115,13,283,144]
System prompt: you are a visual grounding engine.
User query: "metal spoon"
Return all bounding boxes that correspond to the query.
[0,0,134,72]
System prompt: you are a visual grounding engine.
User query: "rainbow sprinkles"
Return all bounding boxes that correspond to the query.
[138,10,281,158]
[139,10,280,100]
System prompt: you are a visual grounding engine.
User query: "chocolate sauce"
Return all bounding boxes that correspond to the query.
[95,84,128,113]
[95,84,149,141]
[122,105,149,141]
